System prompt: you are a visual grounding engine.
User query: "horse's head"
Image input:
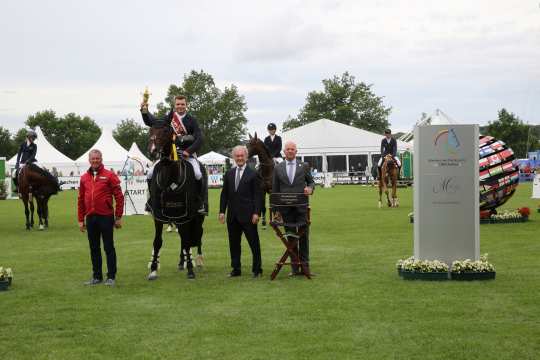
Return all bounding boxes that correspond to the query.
[246,132,266,158]
[149,122,173,160]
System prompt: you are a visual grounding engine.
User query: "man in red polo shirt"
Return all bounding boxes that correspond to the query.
[78,149,124,286]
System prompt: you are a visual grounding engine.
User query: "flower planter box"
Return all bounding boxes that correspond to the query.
[397,268,404,277]
[451,271,496,281]
[0,280,9,291]
[401,271,448,281]
[481,216,528,224]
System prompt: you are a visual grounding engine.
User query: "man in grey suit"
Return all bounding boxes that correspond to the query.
[272,141,315,276]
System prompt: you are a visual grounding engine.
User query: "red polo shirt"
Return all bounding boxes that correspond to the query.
[77,164,124,222]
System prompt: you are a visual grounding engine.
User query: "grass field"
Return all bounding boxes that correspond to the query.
[0,184,539,359]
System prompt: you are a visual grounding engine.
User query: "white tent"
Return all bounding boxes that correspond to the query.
[76,128,129,172]
[127,142,152,167]
[281,119,409,172]
[8,126,77,176]
[198,151,230,165]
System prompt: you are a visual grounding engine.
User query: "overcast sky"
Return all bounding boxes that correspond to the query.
[1,0,539,138]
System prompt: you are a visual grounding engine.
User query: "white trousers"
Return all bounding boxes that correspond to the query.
[378,156,401,167]
[147,157,202,180]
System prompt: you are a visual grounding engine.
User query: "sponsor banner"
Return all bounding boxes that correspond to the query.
[414,125,479,264]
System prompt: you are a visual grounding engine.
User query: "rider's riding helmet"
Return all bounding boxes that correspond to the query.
[267,123,277,131]
[27,129,38,140]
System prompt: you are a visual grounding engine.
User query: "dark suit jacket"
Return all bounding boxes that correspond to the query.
[141,110,203,155]
[220,166,261,224]
[380,137,397,157]
[16,142,37,168]
[264,135,282,158]
[272,159,314,217]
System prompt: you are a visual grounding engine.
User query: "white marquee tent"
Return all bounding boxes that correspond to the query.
[198,151,230,165]
[127,142,152,167]
[281,119,410,173]
[76,128,129,173]
[7,126,78,176]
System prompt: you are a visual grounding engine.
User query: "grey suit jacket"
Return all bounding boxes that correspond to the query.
[272,159,315,197]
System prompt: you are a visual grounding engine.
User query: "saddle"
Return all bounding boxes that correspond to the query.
[148,159,199,224]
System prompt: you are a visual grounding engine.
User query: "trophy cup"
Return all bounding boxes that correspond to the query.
[141,86,151,112]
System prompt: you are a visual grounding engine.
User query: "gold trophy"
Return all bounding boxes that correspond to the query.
[141,86,151,112]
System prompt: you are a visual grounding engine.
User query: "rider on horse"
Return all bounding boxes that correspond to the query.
[377,129,401,177]
[141,95,208,214]
[13,129,38,192]
[263,123,283,164]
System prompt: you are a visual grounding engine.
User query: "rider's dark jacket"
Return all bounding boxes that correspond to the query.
[380,137,397,157]
[16,141,37,168]
[141,110,203,155]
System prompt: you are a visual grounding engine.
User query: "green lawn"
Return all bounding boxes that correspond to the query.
[0,184,539,359]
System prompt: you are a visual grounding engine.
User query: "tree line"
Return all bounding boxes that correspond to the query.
[0,70,538,161]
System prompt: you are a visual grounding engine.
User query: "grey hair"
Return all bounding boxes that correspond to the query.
[231,145,248,157]
[88,149,102,158]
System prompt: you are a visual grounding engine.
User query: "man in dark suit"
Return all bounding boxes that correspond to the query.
[263,123,282,162]
[219,145,263,278]
[272,141,315,276]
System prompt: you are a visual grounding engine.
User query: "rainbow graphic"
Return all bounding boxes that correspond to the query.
[434,128,460,156]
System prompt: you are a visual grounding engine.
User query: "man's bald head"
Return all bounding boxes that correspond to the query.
[284,141,297,161]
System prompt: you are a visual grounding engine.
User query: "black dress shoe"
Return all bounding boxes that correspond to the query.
[228,270,241,277]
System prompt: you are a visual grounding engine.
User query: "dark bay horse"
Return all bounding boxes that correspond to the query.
[17,163,60,230]
[146,122,205,280]
[378,154,399,208]
[246,132,274,228]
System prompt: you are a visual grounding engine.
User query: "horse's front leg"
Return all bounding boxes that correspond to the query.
[29,195,35,228]
[22,196,31,230]
[148,219,164,280]
[44,198,50,228]
[392,181,399,207]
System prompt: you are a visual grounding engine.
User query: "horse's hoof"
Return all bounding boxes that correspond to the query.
[187,270,195,279]
[147,271,158,280]
[166,225,173,233]
[378,202,382,208]
[39,225,44,230]
[178,262,185,271]
[195,255,204,268]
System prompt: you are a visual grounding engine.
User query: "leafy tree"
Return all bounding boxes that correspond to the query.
[283,72,392,133]
[25,111,100,159]
[485,109,539,158]
[113,119,149,156]
[0,126,16,158]
[153,70,248,154]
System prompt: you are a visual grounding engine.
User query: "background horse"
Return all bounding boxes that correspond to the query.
[246,132,274,228]
[146,123,205,280]
[378,154,399,208]
[17,163,60,230]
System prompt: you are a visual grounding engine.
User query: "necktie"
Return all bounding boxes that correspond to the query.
[235,167,242,191]
[287,162,294,184]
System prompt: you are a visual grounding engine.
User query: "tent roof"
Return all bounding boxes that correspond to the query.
[198,151,230,165]
[281,119,410,155]
[127,142,152,165]
[76,127,128,163]
[8,126,74,165]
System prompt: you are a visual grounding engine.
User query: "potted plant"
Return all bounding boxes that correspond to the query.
[450,254,495,280]
[397,257,449,280]
[0,267,13,290]
[517,207,530,220]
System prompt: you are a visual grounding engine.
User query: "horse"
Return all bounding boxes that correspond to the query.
[17,163,60,230]
[246,132,274,228]
[146,122,205,280]
[378,154,399,208]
